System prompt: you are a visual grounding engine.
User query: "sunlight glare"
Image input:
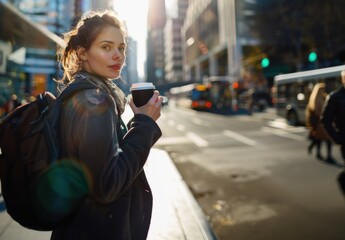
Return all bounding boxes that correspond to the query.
[165,0,177,17]
[113,0,149,79]
[165,0,175,9]
[113,0,148,42]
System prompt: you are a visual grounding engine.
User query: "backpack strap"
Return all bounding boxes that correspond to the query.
[36,82,96,164]
[34,82,96,125]
[58,82,96,102]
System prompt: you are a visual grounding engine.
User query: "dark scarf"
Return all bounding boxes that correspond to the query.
[63,71,127,115]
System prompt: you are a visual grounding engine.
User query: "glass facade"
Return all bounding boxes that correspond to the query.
[0,0,77,114]
[183,0,345,88]
[185,0,218,66]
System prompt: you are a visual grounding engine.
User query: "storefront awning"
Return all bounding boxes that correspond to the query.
[0,2,65,50]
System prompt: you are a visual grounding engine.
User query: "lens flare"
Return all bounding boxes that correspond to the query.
[32,159,91,220]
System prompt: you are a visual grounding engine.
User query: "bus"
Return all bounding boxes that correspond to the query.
[169,84,195,108]
[205,76,246,113]
[190,84,212,110]
[274,65,344,126]
[169,76,247,114]
[169,83,212,110]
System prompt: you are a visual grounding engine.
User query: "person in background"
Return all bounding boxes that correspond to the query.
[3,94,21,115]
[306,83,334,162]
[322,70,345,165]
[51,10,163,240]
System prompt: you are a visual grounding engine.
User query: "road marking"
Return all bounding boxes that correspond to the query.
[186,132,209,147]
[176,124,186,131]
[192,118,205,126]
[223,130,257,146]
[267,120,306,133]
[167,119,176,127]
[156,136,191,146]
[261,126,305,141]
[267,119,288,129]
[156,132,209,147]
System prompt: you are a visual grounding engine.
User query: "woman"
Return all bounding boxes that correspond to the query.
[306,83,334,162]
[51,10,163,239]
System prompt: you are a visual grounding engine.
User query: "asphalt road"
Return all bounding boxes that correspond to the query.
[155,104,345,240]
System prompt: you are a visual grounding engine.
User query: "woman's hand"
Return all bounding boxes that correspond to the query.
[129,90,163,121]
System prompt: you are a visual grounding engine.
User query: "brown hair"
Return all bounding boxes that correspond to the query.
[57,10,127,83]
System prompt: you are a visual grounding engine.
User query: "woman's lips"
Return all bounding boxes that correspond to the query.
[109,64,121,70]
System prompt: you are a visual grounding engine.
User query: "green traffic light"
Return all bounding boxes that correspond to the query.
[261,58,270,68]
[308,52,317,62]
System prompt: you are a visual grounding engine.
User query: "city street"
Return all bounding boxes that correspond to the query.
[2,1,345,240]
[155,103,345,240]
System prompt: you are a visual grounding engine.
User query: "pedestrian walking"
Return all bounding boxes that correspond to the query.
[306,83,334,162]
[51,9,163,240]
[322,71,345,197]
[322,70,345,165]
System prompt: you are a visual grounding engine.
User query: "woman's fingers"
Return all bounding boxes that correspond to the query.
[128,91,162,121]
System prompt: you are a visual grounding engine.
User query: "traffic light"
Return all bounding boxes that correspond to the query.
[232,81,239,89]
[308,52,318,62]
[261,57,270,68]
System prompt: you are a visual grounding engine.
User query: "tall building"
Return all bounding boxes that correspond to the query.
[182,0,345,88]
[16,0,78,95]
[90,0,112,10]
[118,36,138,95]
[0,0,68,104]
[182,0,218,82]
[0,0,114,105]
[164,0,189,84]
[146,0,166,85]
[126,38,139,85]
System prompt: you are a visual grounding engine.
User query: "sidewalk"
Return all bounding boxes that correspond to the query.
[146,149,216,240]
[0,148,216,240]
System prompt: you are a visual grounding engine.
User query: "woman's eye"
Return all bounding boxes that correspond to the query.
[119,47,125,53]
[102,45,111,50]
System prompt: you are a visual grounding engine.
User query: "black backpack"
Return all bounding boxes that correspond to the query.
[0,82,95,231]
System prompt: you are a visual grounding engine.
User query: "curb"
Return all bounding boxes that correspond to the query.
[146,149,217,240]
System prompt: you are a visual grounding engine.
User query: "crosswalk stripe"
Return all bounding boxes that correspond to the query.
[156,136,190,146]
[186,132,209,147]
[156,125,306,147]
[261,126,305,141]
[223,130,257,146]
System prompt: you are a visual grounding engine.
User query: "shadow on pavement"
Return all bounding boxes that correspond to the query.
[337,170,345,198]
[0,193,6,212]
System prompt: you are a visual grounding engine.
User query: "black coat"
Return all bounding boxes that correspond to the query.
[51,73,161,240]
[321,86,345,145]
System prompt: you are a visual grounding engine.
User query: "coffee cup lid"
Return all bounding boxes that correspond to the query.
[130,82,155,91]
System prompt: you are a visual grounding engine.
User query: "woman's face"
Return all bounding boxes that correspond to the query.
[78,26,126,79]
